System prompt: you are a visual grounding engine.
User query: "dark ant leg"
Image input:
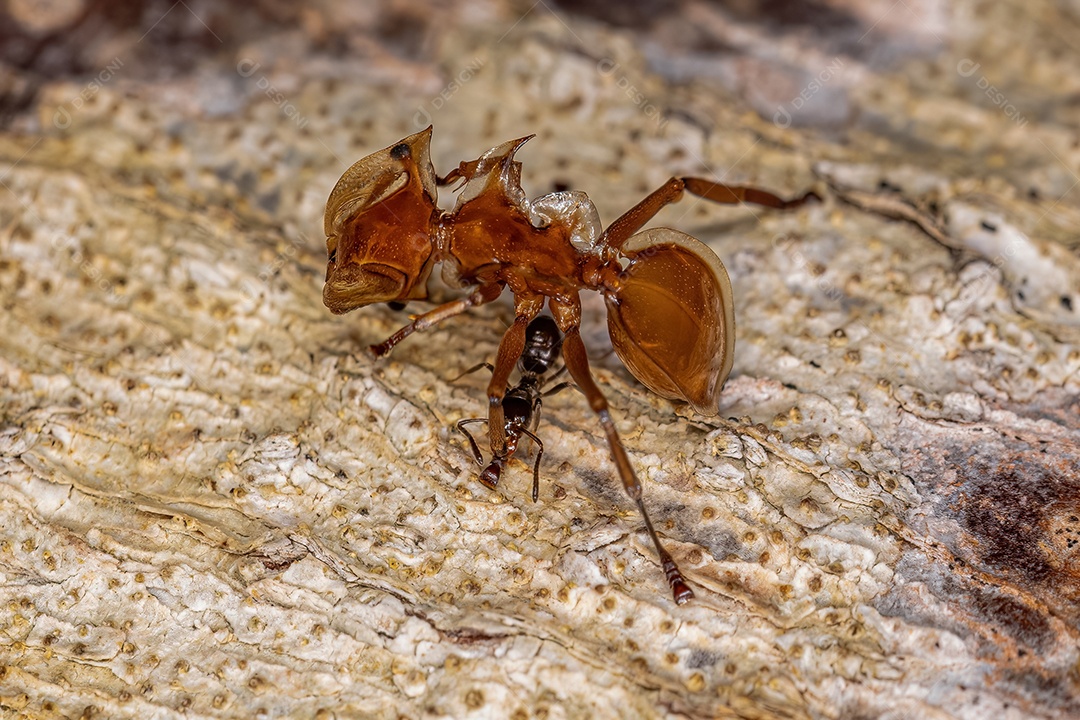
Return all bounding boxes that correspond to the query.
[599,177,819,253]
[539,364,569,391]
[518,427,544,502]
[560,327,694,604]
[370,282,502,357]
[455,418,488,465]
[448,361,495,384]
[541,381,574,398]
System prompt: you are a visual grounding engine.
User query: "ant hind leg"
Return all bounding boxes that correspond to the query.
[599,177,818,254]
[559,326,694,604]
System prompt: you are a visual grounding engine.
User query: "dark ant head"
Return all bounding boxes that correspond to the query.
[519,316,563,375]
[479,457,504,490]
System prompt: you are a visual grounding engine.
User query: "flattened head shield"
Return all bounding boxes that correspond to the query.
[323,127,439,314]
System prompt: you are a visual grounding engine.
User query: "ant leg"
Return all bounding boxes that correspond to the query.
[436,158,482,186]
[370,282,502,357]
[539,364,569,391]
[539,368,583,398]
[541,381,574,398]
[486,301,543,454]
[560,327,694,605]
[456,418,488,466]
[519,428,544,502]
[448,361,495,384]
[599,176,819,253]
[682,177,819,210]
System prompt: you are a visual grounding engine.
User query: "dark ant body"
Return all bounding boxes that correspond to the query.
[453,316,693,602]
[455,315,570,503]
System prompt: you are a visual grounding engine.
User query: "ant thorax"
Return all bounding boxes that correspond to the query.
[435,137,606,292]
[452,136,604,250]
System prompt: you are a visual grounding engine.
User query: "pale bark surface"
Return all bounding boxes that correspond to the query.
[1,1,1078,718]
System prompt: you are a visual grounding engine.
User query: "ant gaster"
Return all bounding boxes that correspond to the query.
[455,315,570,504]
[323,127,818,604]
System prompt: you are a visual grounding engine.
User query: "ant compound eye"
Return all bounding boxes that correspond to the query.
[328,249,337,263]
[390,142,411,161]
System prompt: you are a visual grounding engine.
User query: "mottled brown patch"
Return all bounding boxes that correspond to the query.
[967,587,1053,652]
[1002,667,1080,716]
[1040,502,1080,580]
[954,452,1079,597]
[880,428,1080,663]
[942,446,1080,646]
[955,460,1053,583]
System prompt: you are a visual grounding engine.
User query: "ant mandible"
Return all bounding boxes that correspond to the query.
[323,127,818,604]
[454,314,570,504]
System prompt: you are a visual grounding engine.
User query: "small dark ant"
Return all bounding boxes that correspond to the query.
[453,315,695,603]
[323,127,818,603]
[454,315,571,503]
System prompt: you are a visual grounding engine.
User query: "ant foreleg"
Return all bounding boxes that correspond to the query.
[599,176,819,254]
[370,282,502,357]
[456,418,488,466]
[560,328,694,605]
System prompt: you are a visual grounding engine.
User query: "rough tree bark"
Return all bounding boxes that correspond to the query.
[1,1,1078,718]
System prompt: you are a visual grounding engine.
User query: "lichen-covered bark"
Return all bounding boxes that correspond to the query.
[1,1,1078,718]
